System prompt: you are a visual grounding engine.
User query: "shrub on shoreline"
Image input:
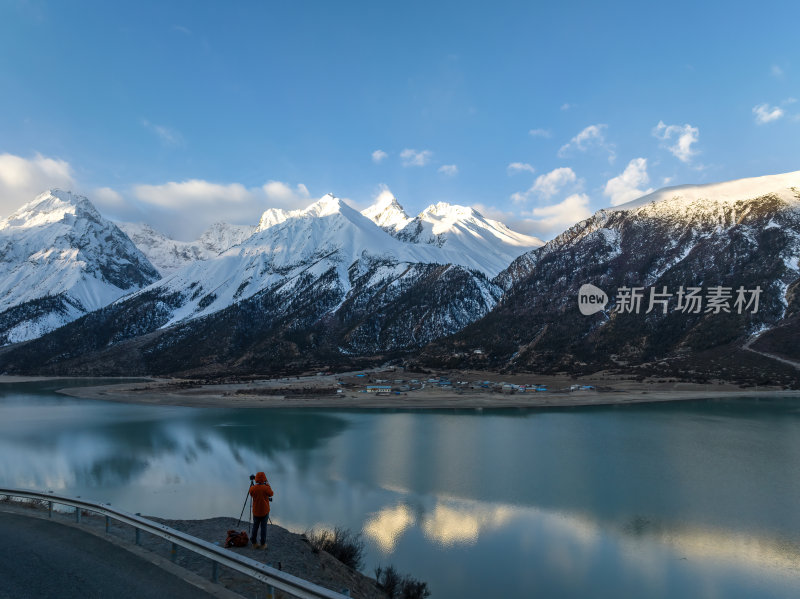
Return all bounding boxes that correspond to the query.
[375,565,431,599]
[306,526,365,570]
[306,526,431,597]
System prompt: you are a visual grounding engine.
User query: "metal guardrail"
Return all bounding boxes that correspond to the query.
[0,488,349,599]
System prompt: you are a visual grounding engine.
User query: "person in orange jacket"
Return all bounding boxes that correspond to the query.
[249,471,274,549]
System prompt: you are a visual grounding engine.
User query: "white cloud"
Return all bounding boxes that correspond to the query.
[371,149,388,163]
[261,180,311,204]
[528,128,551,138]
[653,121,699,163]
[473,194,591,239]
[438,164,458,177]
[92,186,126,209]
[133,180,252,208]
[131,179,313,239]
[511,167,580,204]
[560,103,572,111]
[528,167,578,200]
[91,186,149,224]
[558,124,615,162]
[507,162,536,175]
[603,158,654,206]
[562,124,606,152]
[0,150,318,240]
[400,148,433,167]
[752,103,784,124]
[0,152,76,217]
[528,193,592,234]
[771,65,784,78]
[141,119,184,147]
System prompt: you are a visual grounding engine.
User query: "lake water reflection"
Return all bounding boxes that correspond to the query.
[2,380,800,598]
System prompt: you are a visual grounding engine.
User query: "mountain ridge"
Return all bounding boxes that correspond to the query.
[419,170,800,386]
[116,221,255,275]
[0,189,161,345]
[1,171,799,383]
[360,192,543,277]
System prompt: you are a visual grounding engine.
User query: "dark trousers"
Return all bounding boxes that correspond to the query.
[251,515,267,544]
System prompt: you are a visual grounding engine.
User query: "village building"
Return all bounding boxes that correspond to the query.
[366,385,392,396]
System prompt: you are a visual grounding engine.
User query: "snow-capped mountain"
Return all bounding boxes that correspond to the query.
[136,193,499,327]
[361,193,543,277]
[0,190,160,345]
[615,170,800,213]
[116,221,255,275]
[0,194,503,374]
[6,172,798,380]
[424,170,800,384]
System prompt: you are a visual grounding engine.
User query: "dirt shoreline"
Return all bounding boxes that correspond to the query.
[26,372,800,409]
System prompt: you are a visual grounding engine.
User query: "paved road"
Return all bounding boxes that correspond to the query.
[743,334,800,370]
[0,511,219,599]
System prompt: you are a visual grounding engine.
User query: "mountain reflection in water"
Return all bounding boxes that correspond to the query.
[2,381,800,598]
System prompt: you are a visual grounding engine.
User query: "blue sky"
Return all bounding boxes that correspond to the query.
[0,0,798,239]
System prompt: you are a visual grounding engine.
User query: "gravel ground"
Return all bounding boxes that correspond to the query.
[1,500,387,599]
[151,516,387,599]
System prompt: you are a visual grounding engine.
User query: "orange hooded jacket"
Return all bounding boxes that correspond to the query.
[249,472,274,517]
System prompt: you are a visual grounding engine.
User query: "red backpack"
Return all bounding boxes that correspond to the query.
[225,530,250,548]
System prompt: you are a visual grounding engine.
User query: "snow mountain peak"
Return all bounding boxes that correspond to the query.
[257,194,354,232]
[305,193,350,217]
[360,196,543,273]
[421,201,476,218]
[361,191,413,231]
[0,189,160,345]
[4,188,100,229]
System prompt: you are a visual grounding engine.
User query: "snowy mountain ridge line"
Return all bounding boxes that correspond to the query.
[115,220,255,275]
[614,170,800,213]
[138,193,508,327]
[495,169,800,292]
[538,170,800,254]
[360,191,543,246]
[118,190,543,279]
[433,171,800,380]
[359,192,544,276]
[4,170,799,347]
[0,189,160,344]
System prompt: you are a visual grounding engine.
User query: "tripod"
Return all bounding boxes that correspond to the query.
[236,480,254,528]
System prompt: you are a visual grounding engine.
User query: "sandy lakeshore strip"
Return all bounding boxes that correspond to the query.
[0,375,87,383]
[43,370,800,409]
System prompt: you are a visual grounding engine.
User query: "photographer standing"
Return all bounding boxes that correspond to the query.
[249,471,274,549]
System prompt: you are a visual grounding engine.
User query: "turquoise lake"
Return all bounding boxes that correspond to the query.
[2,380,800,598]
